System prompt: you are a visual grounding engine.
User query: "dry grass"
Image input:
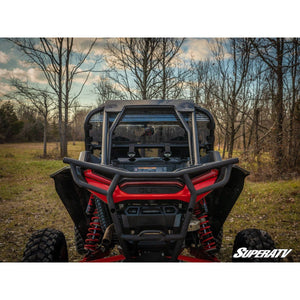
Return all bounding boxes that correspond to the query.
[0,142,299,262]
[0,142,84,262]
[218,179,299,262]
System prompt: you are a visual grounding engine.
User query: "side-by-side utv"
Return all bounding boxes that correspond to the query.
[22,100,278,262]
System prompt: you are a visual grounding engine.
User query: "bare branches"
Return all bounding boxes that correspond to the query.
[7,78,56,157]
[8,38,99,157]
[103,38,185,100]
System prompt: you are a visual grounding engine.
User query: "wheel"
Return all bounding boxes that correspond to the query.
[232,228,279,262]
[74,226,87,255]
[22,228,68,262]
[214,227,223,252]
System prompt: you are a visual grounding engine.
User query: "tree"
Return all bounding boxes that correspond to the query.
[8,79,55,157]
[105,38,161,99]
[188,59,212,104]
[94,75,125,105]
[250,38,292,172]
[70,105,91,143]
[209,38,252,158]
[104,38,185,100]
[285,38,300,168]
[8,38,99,157]
[0,101,23,143]
[157,38,186,99]
[16,104,44,143]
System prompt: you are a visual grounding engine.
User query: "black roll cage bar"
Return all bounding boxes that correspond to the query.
[84,101,216,167]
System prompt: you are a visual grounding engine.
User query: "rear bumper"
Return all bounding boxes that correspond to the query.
[63,157,238,261]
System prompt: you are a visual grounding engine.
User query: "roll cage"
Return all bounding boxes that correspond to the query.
[84,100,216,168]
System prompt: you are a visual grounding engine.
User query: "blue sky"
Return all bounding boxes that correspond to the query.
[0,38,213,106]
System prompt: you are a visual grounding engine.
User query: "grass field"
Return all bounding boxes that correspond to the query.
[0,142,299,262]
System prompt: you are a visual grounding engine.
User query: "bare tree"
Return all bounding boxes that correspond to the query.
[70,102,91,143]
[8,38,99,157]
[188,59,212,104]
[157,38,186,99]
[105,38,161,100]
[8,79,55,157]
[250,38,293,172]
[104,38,186,100]
[285,38,300,167]
[209,38,252,158]
[94,75,125,105]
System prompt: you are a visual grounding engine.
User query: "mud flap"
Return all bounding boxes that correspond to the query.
[50,167,90,241]
[206,165,250,238]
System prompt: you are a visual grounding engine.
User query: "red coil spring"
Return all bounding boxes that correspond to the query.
[84,196,102,252]
[194,200,216,252]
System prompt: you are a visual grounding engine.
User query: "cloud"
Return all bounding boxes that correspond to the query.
[181,39,212,61]
[72,69,99,85]
[18,60,32,68]
[0,82,16,97]
[72,38,108,57]
[0,50,9,64]
[0,67,47,84]
[181,38,232,62]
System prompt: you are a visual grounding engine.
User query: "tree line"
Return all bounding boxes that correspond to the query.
[0,38,299,177]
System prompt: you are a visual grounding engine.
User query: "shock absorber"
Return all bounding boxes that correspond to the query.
[194,198,216,254]
[84,195,102,252]
[94,196,111,232]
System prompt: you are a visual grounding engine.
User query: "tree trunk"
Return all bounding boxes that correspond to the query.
[43,116,47,158]
[162,39,166,99]
[62,107,68,157]
[228,125,235,158]
[274,38,284,173]
[58,38,64,157]
[288,38,298,166]
[228,109,235,158]
[142,39,149,100]
[222,122,228,159]
[254,108,260,158]
[242,121,246,152]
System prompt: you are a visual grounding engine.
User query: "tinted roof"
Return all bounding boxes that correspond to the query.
[103,100,195,112]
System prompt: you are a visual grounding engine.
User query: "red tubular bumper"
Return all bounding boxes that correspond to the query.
[84,169,219,204]
[80,254,219,262]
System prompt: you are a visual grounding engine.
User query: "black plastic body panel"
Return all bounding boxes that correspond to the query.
[50,167,90,241]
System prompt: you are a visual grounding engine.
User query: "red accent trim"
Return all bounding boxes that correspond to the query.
[112,185,191,203]
[194,170,219,202]
[192,169,219,185]
[84,170,110,202]
[81,254,218,262]
[177,255,218,262]
[84,170,111,185]
[188,248,220,262]
[81,255,126,262]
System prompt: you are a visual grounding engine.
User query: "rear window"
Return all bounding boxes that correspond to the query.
[112,109,188,145]
[111,108,190,159]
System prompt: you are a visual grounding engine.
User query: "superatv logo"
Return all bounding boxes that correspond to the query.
[233,247,292,259]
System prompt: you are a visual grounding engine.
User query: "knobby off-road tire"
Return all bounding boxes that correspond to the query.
[74,226,87,255]
[22,228,68,262]
[232,228,279,262]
